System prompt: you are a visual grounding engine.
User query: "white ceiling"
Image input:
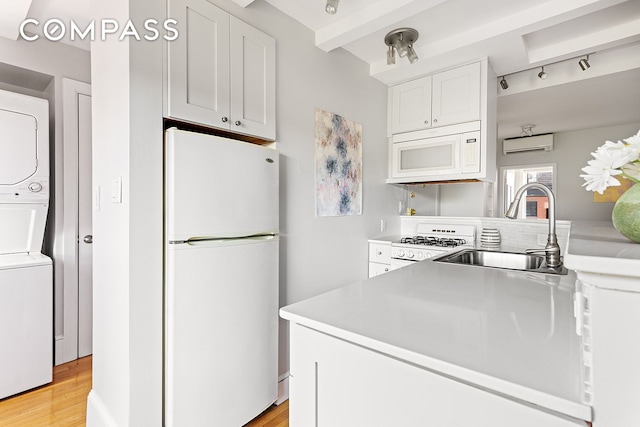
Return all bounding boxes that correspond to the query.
[255,0,640,139]
[1,0,639,140]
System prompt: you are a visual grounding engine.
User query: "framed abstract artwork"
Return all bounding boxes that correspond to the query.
[315,108,363,216]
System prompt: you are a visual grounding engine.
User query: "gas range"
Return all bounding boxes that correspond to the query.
[391,224,475,263]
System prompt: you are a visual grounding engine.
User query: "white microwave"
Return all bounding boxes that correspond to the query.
[388,122,481,181]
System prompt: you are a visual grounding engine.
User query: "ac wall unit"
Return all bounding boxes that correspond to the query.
[503,134,553,155]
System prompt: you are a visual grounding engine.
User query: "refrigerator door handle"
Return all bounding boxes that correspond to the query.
[169,233,278,246]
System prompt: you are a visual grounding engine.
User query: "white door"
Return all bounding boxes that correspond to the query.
[390,75,432,134]
[229,16,276,140]
[77,93,93,357]
[165,238,279,426]
[58,78,92,365]
[431,62,481,127]
[165,129,279,241]
[167,0,230,128]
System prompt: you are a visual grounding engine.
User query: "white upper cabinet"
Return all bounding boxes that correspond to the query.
[389,62,481,136]
[389,76,432,134]
[386,59,496,184]
[431,62,480,128]
[167,0,276,141]
[229,17,276,141]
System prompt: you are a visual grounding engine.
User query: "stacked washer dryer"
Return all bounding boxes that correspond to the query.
[0,89,52,399]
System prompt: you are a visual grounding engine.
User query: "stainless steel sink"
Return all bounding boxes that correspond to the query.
[433,249,567,275]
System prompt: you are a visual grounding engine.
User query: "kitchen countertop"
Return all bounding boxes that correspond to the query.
[564,220,640,279]
[280,258,591,422]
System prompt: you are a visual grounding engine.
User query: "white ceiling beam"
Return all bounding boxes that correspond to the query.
[315,0,447,52]
[232,0,256,7]
[526,18,640,63]
[0,0,33,40]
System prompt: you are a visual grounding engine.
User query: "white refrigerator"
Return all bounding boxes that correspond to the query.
[164,128,279,426]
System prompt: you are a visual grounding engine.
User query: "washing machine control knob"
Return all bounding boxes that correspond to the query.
[28,182,43,192]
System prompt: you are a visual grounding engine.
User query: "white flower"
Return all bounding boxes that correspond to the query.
[597,140,638,166]
[581,129,640,192]
[580,163,622,194]
[624,130,640,146]
[623,130,640,156]
[622,162,640,181]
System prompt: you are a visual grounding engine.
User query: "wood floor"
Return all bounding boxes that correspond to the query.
[0,356,289,426]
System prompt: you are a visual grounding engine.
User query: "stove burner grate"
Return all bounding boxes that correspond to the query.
[399,236,467,247]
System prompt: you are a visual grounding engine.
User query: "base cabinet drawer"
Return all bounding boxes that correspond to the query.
[368,262,390,278]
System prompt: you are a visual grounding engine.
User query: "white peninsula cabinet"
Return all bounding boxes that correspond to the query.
[564,222,640,427]
[388,61,481,135]
[167,0,276,140]
[367,240,391,277]
[281,259,592,427]
[288,323,586,427]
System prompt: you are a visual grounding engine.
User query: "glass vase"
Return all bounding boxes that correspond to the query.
[612,183,640,243]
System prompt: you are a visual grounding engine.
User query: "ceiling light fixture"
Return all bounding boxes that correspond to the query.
[578,55,591,71]
[325,0,339,15]
[500,76,509,90]
[538,66,548,80]
[385,28,419,65]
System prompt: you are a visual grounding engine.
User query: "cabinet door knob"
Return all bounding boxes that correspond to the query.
[433,118,438,123]
[83,235,93,244]
[377,251,382,255]
[234,120,242,126]
[221,117,229,123]
[424,120,429,125]
[384,268,389,272]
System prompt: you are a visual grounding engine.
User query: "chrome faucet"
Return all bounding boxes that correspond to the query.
[505,183,566,272]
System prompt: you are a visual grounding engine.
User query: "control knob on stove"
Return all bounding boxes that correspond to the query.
[396,249,405,257]
[407,251,414,259]
[416,252,424,260]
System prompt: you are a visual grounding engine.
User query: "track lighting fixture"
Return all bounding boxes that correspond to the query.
[578,55,591,71]
[384,28,419,65]
[499,52,596,88]
[537,66,548,80]
[325,0,339,15]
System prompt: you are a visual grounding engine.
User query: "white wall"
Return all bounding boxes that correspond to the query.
[497,123,640,221]
[0,36,91,364]
[87,0,164,426]
[88,0,397,425]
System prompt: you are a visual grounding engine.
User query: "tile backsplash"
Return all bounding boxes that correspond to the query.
[400,216,571,251]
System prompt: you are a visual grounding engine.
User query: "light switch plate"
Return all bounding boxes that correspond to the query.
[112,177,122,204]
[94,185,101,211]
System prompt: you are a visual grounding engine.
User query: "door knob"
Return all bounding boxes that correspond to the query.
[83,235,93,244]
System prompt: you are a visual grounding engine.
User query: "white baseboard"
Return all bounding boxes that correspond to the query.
[86,389,118,427]
[54,335,65,366]
[276,373,289,405]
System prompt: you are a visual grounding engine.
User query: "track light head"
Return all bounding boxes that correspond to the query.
[386,45,395,65]
[325,0,339,14]
[500,76,508,90]
[538,67,548,80]
[579,55,591,71]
